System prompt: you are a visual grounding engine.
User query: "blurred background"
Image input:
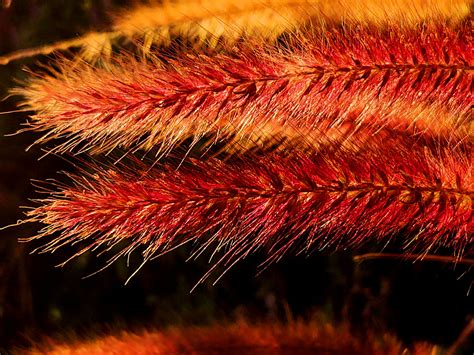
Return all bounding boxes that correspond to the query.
[0,0,472,352]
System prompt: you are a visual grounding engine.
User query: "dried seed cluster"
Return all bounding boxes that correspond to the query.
[12,1,474,278]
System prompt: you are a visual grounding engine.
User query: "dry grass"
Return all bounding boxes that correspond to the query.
[23,134,472,284]
[15,23,473,156]
[0,0,471,64]
[22,319,437,354]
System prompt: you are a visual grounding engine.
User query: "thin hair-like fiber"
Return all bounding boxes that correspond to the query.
[23,320,437,354]
[24,135,473,282]
[0,0,471,64]
[15,23,473,157]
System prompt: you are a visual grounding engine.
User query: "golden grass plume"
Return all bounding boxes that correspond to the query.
[0,0,471,65]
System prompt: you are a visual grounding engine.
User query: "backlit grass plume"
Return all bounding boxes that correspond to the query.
[111,0,473,52]
[23,319,436,355]
[0,0,471,65]
[24,135,473,281]
[16,23,473,156]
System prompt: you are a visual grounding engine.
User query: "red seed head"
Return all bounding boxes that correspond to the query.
[25,135,473,279]
[16,22,473,156]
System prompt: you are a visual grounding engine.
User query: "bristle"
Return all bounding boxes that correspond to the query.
[113,0,472,51]
[23,320,435,355]
[0,0,470,64]
[25,136,473,278]
[16,23,473,156]
[0,32,119,66]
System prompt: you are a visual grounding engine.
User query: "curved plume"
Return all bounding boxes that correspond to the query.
[0,0,471,64]
[23,320,436,354]
[16,23,473,156]
[25,136,473,279]
[112,0,473,51]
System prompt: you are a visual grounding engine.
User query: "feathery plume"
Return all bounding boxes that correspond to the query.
[0,0,471,64]
[15,25,474,156]
[17,23,473,156]
[25,136,473,279]
[23,320,436,355]
[112,0,473,51]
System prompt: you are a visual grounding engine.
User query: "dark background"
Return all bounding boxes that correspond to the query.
[0,1,472,352]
